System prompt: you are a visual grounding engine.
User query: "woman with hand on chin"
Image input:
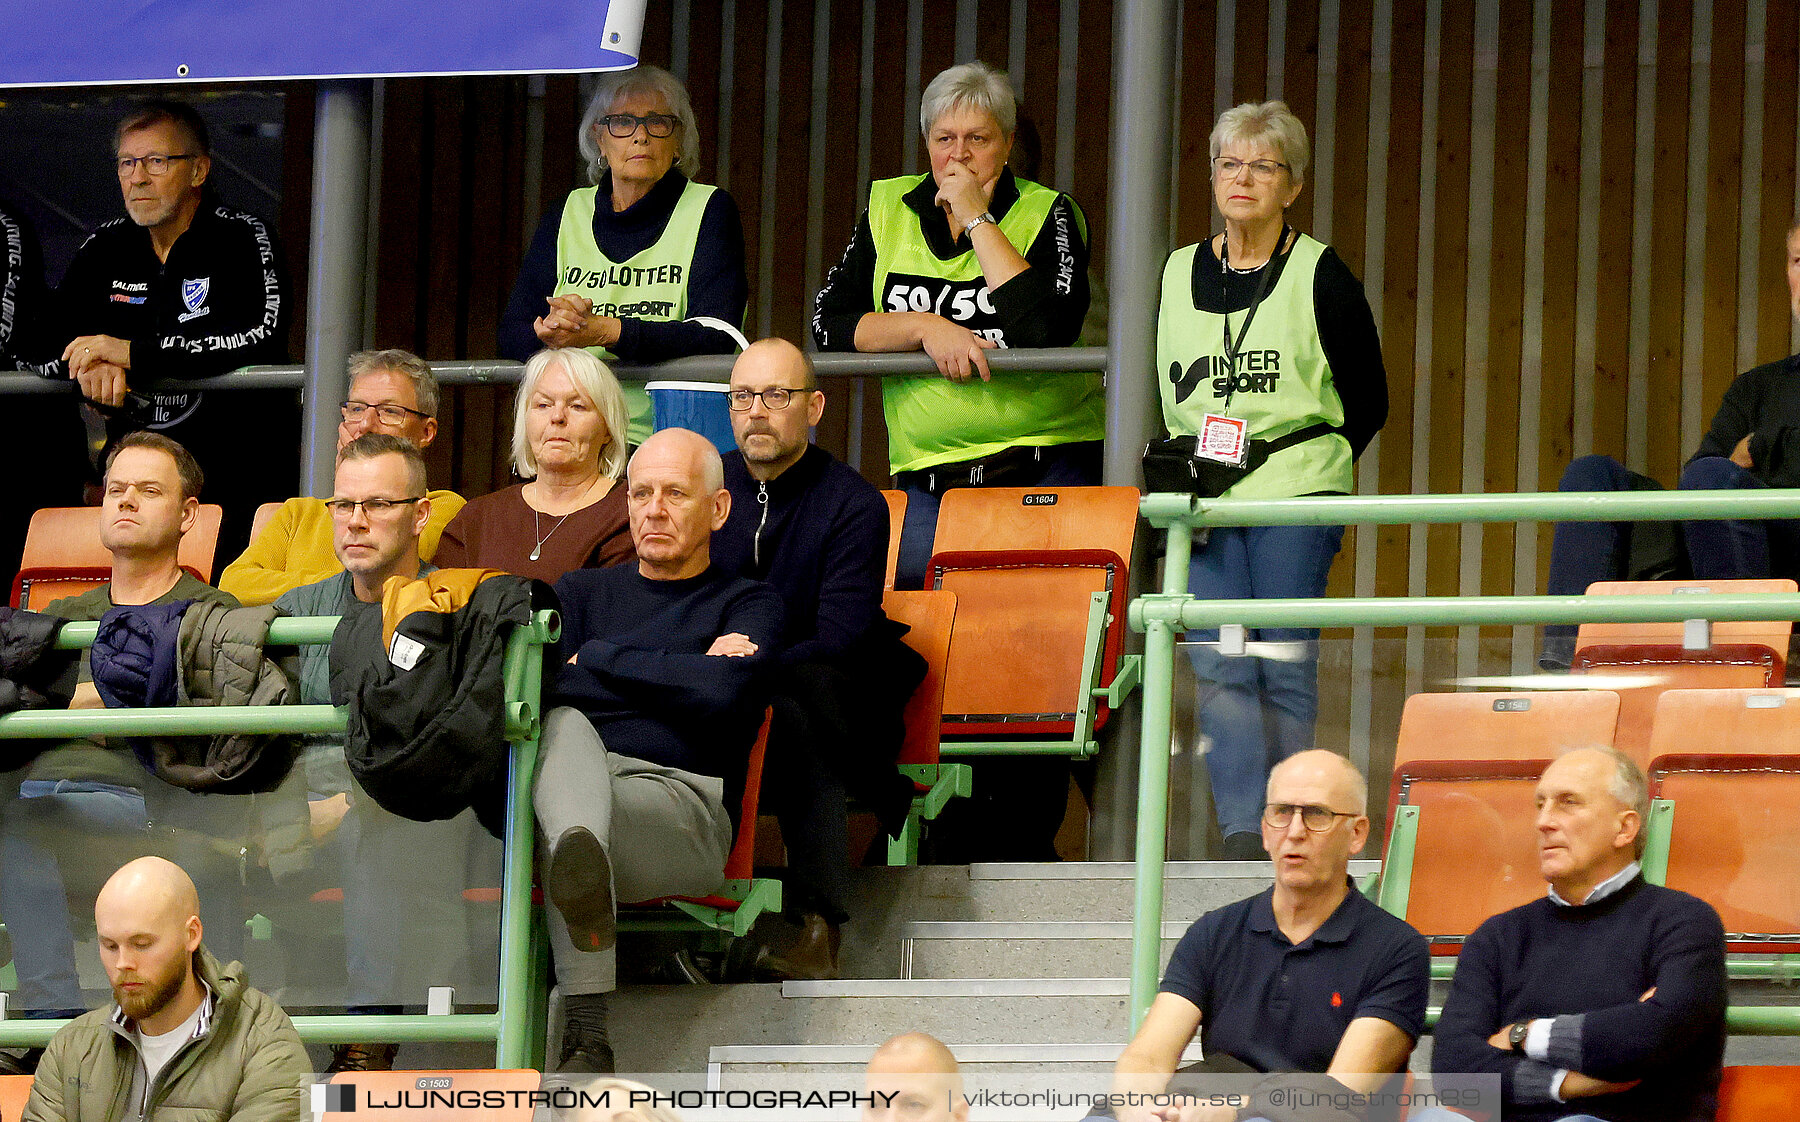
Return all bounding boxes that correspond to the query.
[499,65,748,447]
[812,60,1100,596]
[1155,101,1388,861]
[433,348,635,583]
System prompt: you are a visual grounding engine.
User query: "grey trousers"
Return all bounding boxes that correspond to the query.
[533,707,732,994]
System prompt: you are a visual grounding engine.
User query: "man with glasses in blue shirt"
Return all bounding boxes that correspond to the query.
[54,99,291,557]
[1107,750,1428,1122]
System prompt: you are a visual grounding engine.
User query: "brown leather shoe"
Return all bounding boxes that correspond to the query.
[326,1043,398,1072]
[755,913,842,981]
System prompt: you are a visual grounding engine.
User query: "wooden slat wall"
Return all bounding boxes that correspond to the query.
[339,0,1800,793]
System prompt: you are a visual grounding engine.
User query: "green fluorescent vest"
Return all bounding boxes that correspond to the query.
[867,174,1105,474]
[555,179,716,444]
[1155,232,1353,499]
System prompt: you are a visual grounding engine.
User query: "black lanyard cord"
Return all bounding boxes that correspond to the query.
[1216,224,1290,414]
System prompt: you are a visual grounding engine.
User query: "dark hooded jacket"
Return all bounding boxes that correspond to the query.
[0,605,79,717]
[329,569,552,836]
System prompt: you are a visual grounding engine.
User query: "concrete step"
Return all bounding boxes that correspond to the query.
[900,921,1186,979]
[610,980,1135,1073]
[833,861,1380,977]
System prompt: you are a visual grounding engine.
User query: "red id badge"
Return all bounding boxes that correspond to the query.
[1197,413,1249,465]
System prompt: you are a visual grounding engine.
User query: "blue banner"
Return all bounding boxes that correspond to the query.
[0,0,645,87]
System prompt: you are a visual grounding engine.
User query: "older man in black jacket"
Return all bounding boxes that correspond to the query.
[711,338,921,981]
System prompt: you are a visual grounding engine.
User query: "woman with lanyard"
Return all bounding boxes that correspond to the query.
[1153,101,1388,860]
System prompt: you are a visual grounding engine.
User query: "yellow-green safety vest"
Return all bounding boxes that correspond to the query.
[1155,232,1353,499]
[867,174,1105,474]
[555,178,718,445]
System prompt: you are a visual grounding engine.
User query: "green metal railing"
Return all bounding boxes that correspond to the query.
[0,610,560,1068]
[1129,488,1800,1034]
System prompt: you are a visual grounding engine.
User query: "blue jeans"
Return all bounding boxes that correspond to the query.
[1186,523,1346,838]
[1680,455,1800,579]
[1543,453,1800,661]
[0,780,147,1016]
[893,441,1104,591]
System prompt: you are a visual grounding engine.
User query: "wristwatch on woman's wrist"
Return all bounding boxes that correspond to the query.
[962,211,996,236]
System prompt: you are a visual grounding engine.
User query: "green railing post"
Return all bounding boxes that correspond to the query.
[0,611,562,1060]
[495,611,556,1068]
[1126,488,1800,1042]
[1130,511,1193,1030]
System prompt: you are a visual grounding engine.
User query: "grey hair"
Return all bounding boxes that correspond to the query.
[348,349,439,418]
[1265,750,1368,815]
[1586,745,1651,858]
[919,61,1016,137]
[578,65,701,184]
[510,348,630,481]
[1210,100,1311,186]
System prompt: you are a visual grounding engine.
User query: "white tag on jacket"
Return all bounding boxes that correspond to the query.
[388,632,426,671]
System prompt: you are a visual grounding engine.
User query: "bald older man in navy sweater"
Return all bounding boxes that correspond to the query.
[539,428,784,1074]
[1433,747,1726,1122]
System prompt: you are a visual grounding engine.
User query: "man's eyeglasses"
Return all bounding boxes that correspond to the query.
[324,497,425,520]
[600,113,680,139]
[727,387,814,412]
[341,400,431,426]
[1262,803,1359,832]
[116,154,198,177]
[1212,157,1289,182]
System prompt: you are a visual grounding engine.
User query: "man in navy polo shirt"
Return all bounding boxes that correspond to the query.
[1109,750,1428,1121]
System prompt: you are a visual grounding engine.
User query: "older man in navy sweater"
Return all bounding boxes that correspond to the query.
[540,427,784,1074]
[1433,747,1726,1122]
[712,338,921,981]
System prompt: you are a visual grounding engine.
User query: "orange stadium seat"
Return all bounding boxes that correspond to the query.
[1389,691,1620,789]
[1645,688,1800,953]
[1392,759,1550,952]
[248,501,284,544]
[1573,580,1794,764]
[322,1070,540,1121]
[1382,692,1621,949]
[11,504,225,608]
[1576,578,1796,674]
[880,589,968,862]
[928,486,1139,748]
[1716,1065,1800,1122]
[880,490,906,591]
[0,1074,32,1122]
[1572,646,1778,769]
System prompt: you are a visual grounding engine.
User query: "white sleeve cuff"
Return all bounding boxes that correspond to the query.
[1549,1068,1570,1103]
[1524,1018,1553,1061]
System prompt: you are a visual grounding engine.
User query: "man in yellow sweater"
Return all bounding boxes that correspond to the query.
[219,349,464,604]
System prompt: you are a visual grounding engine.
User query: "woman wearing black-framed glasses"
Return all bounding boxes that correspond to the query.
[498,65,748,448]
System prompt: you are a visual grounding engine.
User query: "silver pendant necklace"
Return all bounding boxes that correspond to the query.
[530,506,574,562]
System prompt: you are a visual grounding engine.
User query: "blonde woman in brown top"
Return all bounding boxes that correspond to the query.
[435,348,636,582]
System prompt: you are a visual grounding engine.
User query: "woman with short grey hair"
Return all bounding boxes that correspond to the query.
[499,65,747,447]
[1153,100,1388,860]
[813,59,1100,592]
[811,59,1099,870]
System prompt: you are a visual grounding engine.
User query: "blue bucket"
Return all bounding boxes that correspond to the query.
[646,381,735,454]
